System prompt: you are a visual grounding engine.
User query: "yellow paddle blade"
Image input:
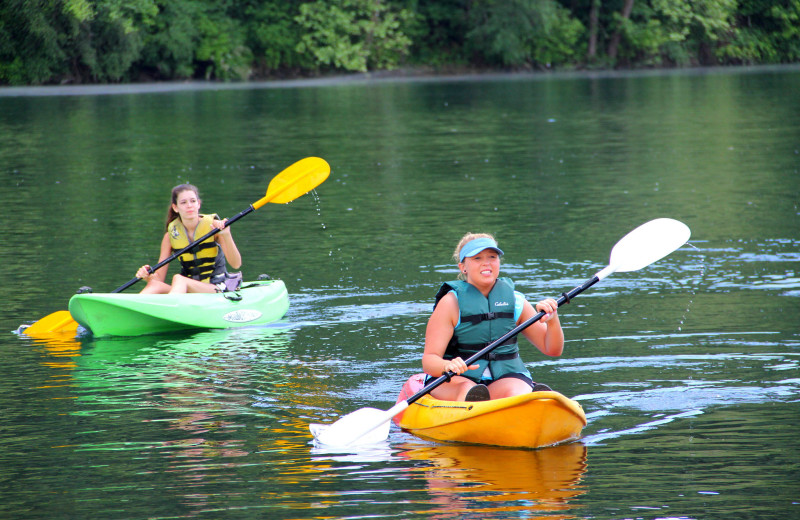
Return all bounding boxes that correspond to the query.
[23,310,79,336]
[254,157,331,209]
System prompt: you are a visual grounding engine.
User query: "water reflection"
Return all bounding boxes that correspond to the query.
[400,442,588,519]
[26,326,300,516]
[294,438,588,519]
[30,332,82,372]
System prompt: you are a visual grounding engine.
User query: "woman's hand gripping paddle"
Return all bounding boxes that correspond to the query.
[22,157,331,336]
[310,217,692,447]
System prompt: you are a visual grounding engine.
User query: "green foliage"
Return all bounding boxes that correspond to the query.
[771,0,800,60]
[63,0,94,20]
[530,2,587,66]
[0,0,70,84]
[140,1,201,79]
[720,0,800,63]
[195,9,252,80]
[465,0,585,68]
[295,0,415,72]
[244,2,310,72]
[403,0,472,65]
[612,3,676,66]
[611,0,737,66]
[82,0,158,81]
[0,0,798,85]
[0,0,158,84]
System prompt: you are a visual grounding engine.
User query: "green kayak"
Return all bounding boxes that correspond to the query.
[68,279,289,337]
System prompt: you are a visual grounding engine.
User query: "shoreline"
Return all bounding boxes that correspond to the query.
[1,63,798,98]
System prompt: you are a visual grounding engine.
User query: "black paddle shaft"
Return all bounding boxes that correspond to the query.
[112,205,256,293]
[406,274,603,406]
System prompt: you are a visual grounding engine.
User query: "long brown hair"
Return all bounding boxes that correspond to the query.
[165,184,200,231]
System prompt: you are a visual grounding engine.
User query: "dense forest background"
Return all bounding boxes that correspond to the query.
[1,0,798,85]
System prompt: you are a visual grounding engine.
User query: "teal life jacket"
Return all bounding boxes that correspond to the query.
[434,277,531,383]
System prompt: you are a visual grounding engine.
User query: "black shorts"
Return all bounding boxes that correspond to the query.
[490,372,534,387]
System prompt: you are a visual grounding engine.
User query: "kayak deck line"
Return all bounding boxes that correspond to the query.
[416,391,587,418]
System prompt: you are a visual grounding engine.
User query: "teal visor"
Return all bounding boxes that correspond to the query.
[459,237,504,262]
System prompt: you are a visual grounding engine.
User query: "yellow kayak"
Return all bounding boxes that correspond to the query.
[394,373,587,449]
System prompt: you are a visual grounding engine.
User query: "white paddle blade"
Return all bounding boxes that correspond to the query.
[597,218,691,280]
[311,402,408,447]
[311,408,392,447]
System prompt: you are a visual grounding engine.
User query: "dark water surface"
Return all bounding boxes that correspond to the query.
[2,67,799,519]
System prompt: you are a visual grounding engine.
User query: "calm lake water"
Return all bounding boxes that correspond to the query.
[2,66,799,519]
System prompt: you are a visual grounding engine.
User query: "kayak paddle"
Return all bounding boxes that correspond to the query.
[310,217,691,447]
[23,156,331,336]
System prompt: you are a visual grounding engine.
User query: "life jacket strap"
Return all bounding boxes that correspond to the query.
[460,311,514,325]
[448,336,519,360]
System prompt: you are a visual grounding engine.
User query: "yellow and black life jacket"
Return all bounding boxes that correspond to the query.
[168,214,226,284]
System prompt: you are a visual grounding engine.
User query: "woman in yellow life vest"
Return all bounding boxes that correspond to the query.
[135,184,242,294]
[422,232,563,402]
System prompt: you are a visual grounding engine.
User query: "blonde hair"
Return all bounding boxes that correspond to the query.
[453,232,498,279]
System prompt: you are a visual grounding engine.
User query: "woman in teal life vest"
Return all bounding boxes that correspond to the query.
[135,184,242,294]
[422,233,563,401]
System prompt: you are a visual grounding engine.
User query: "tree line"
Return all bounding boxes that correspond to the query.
[1,0,798,85]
